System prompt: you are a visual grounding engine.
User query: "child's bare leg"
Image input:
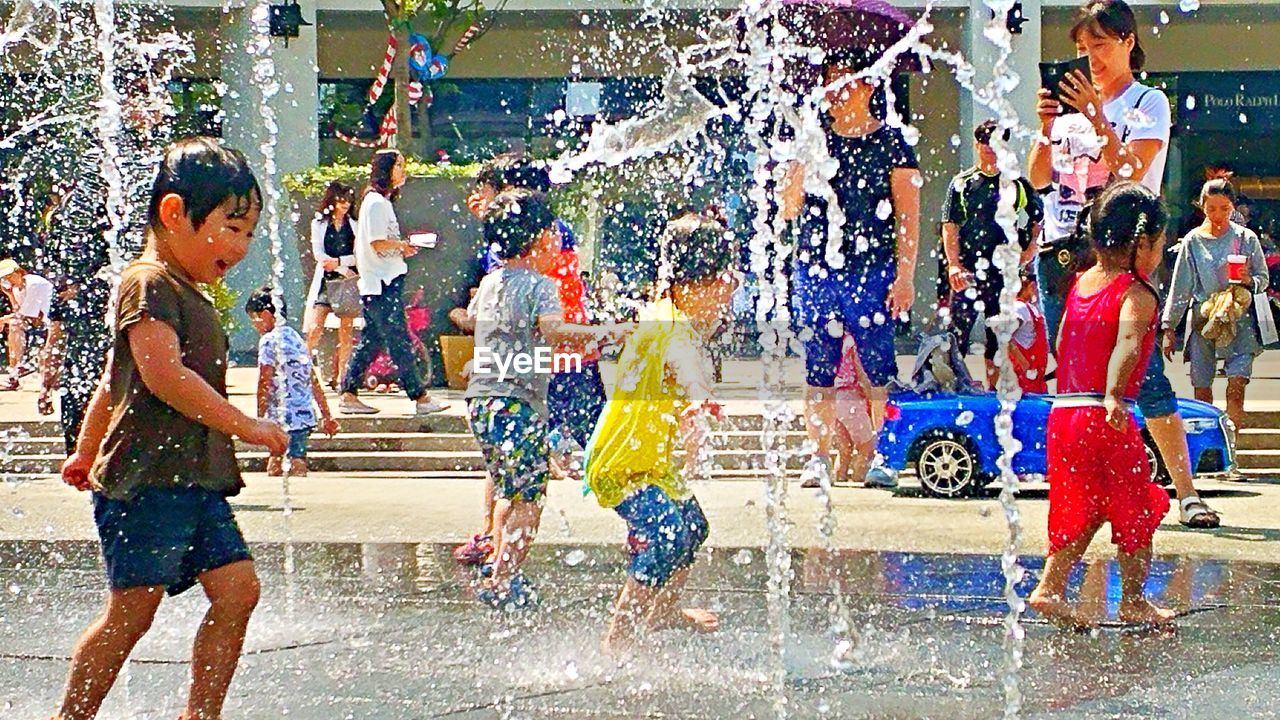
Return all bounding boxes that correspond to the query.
[1226,377,1247,437]
[184,560,260,720]
[479,475,497,539]
[1077,560,1109,625]
[487,499,542,589]
[1028,523,1101,630]
[831,421,853,485]
[1116,545,1176,626]
[803,386,838,457]
[604,578,660,654]
[56,586,164,720]
[645,566,719,633]
[849,437,876,486]
[284,458,307,478]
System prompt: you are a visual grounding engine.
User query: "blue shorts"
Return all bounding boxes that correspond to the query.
[1135,349,1178,419]
[92,487,252,596]
[792,267,898,387]
[468,397,550,503]
[547,360,606,448]
[614,485,708,587]
[287,428,312,459]
[1187,331,1256,388]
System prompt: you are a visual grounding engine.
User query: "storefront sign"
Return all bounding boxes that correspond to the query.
[1177,72,1280,132]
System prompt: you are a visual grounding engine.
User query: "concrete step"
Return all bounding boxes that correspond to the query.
[0,444,819,475]
[1236,428,1280,451]
[1232,449,1280,471]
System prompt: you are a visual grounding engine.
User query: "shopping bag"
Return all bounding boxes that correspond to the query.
[1254,291,1280,347]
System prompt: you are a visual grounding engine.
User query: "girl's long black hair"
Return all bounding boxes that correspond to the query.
[1086,181,1167,299]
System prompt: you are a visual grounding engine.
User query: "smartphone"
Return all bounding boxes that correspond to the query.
[1039,57,1093,115]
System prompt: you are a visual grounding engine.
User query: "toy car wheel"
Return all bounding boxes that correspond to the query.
[916,435,984,498]
[365,374,380,391]
[1143,438,1171,486]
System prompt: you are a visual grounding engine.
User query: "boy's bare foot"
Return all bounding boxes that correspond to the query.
[266,456,283,477]
[677,608,720,633]
[285,459,308,478]
[1118,599,1178,627]
[1028,590,1095,631]
[649,607,720,633]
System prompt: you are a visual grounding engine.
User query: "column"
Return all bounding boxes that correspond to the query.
[219,0,319,359]
[960,0,1043,166]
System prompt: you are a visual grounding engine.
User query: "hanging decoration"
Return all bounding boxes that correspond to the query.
[337,29,456,148]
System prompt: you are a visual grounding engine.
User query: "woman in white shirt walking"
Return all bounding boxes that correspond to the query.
[339,150,447,416]
[305,181,360,388]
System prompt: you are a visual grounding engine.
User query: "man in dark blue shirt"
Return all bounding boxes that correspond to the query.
[941,120,1043,388]
[780,49,922,489]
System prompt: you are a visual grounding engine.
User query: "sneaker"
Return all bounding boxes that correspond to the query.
[863,466,898,489]
[415,398,450,416]
[475,574,538,610]
[339,397,380,415]
[453,534,493,565]
[799,455,833,489]
[507,573,538,608]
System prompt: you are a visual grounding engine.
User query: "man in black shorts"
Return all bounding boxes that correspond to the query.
[941,120,1043,388]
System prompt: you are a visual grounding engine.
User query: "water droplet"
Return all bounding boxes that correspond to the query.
[580,13,591,25]
[563,549,587,567]
[1186,95,1197,111]
[1179,0,1200,12]
[565,661,580,679]
[1159,10,1170,24]
[957,410,975,426]
[875,199,893,221]
[733,549,753,565]
[1240,112,1249,124]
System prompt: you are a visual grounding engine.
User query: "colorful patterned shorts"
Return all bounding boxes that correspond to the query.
[467,397,550,503]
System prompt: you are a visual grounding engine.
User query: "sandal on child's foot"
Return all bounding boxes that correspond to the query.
[1179,496,1221,529]
[453,534,494,565]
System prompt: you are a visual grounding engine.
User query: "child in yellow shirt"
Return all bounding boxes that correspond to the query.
[584,212,739,652]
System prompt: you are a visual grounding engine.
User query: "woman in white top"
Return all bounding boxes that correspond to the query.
[339,149,447,416]
[1030,0,1220,529]
[305,181,360,388]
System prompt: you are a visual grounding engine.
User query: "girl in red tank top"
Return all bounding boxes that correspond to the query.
[1028,183,1176,630]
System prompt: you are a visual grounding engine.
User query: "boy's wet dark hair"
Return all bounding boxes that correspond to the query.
[1071,0,1145,73]
[662,212,737,286]
[483,189,556,260]
[476,153,552,193]
[244,285,285,318]
[146,137,262,232]
[974,119,1011,146]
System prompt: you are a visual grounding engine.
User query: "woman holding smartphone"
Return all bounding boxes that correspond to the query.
[1029,0,1220,529]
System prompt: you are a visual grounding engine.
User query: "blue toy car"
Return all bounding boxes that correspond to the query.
[878,391,1237,498]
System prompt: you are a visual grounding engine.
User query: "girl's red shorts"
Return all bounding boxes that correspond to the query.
[1046,406,1171,554]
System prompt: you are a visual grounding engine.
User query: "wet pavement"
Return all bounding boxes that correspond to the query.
[2,541,1279,719]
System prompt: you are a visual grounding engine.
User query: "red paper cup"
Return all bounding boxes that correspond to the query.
[1228,254,1247,283]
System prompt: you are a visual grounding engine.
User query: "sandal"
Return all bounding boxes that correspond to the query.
[1179,496,1221,529]
[0,376,18,392]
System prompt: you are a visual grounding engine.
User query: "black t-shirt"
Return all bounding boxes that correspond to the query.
[941,169,1043,282]
[798,124,919,275]
[322,220,355,281]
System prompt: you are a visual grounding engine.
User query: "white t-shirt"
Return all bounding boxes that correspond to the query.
[16,274,52,320]
[354,191,407,296]
[1043,81,1172,243]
